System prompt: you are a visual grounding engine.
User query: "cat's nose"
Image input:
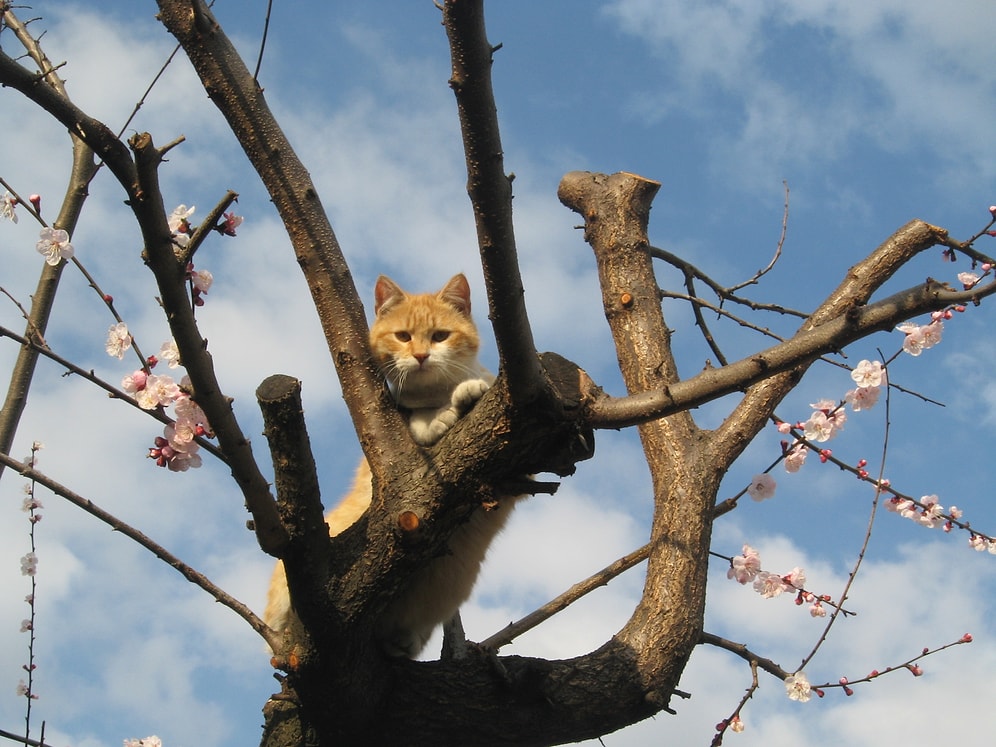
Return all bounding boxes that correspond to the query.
[413,352,429,365]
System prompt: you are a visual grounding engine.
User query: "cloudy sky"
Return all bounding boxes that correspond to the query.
[2,1,996,745]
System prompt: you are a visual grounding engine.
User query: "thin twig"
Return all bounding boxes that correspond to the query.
[253,0,274,83]
[727,179,789,293]
[478,542,650,650]
[796,366,893,673]
[0,450,280,651]
[0,324,227,463]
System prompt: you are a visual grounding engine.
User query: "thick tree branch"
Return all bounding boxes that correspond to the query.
[154,0,404,478]
[558,169,714,727]
[442,0,543,403]
[587,269,992,430]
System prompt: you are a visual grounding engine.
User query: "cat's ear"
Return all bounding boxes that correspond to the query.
[374,275,406,316]
[438,273,472,316]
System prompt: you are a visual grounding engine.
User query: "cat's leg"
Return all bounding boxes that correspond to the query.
[409,378,491,446]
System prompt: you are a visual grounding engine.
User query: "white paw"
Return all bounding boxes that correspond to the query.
[451,378,491,410]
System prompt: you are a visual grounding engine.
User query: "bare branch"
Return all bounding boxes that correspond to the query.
[700,631,791,680]
[479,542,651,651]
[727,179,790,293]
[442,0,543,404]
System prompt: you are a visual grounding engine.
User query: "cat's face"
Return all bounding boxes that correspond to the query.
[370,274,481,408]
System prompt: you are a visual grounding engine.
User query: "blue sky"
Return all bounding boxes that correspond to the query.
[2,1,996,745]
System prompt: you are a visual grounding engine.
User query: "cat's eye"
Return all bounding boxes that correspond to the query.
[395,331,412,342]
[431,330,450,343]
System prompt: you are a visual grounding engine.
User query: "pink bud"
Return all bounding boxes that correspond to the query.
[839,677,849,685]
[907,664,923,677]
[857,459,867,468]
[843,685,854,696]
[29,194,41,211]
[103,294,114,304]
[989,205,996,216]
[814,688,825,698]
[962,633,973,643]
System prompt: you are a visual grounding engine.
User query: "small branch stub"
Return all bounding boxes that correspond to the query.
[398,510,420,533]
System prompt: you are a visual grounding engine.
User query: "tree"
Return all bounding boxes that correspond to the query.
[1,2,995,745]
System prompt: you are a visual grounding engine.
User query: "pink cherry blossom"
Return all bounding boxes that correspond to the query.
[727,544,762,584]
[850,359,885,388]
[896,319,943,356]
[958,271,980,289]
[1,191,17,223]
[784,443,807,472]
[220,211,243,236]
[190,268,213,294]
[784,567,807,590]
[36,226,75,266]
[747,473,776,502]
[803,403,846,442]
[136,374,180,409]
[105,322,132,360]
[845,385,881,411]
[784,671,812,702]
[159,339,181,369]
[753,571,787,598]
[20,552,37,576]
[121,370,148,394]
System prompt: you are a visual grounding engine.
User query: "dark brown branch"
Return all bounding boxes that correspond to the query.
[442,0,543,404]
[154,0,406,479]
[700,631,790,680]
[177,188,238,267]
[128,132,289,556]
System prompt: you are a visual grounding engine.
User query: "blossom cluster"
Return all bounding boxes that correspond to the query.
[116,334,213,471]
[726,544,829,617]
[764,359,887,489]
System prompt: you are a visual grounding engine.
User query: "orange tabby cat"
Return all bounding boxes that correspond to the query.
[264,273,521,657]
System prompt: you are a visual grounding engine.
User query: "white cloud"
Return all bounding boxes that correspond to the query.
[603,0,996,189]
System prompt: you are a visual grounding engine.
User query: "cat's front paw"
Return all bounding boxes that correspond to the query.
[451,378,491,411]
